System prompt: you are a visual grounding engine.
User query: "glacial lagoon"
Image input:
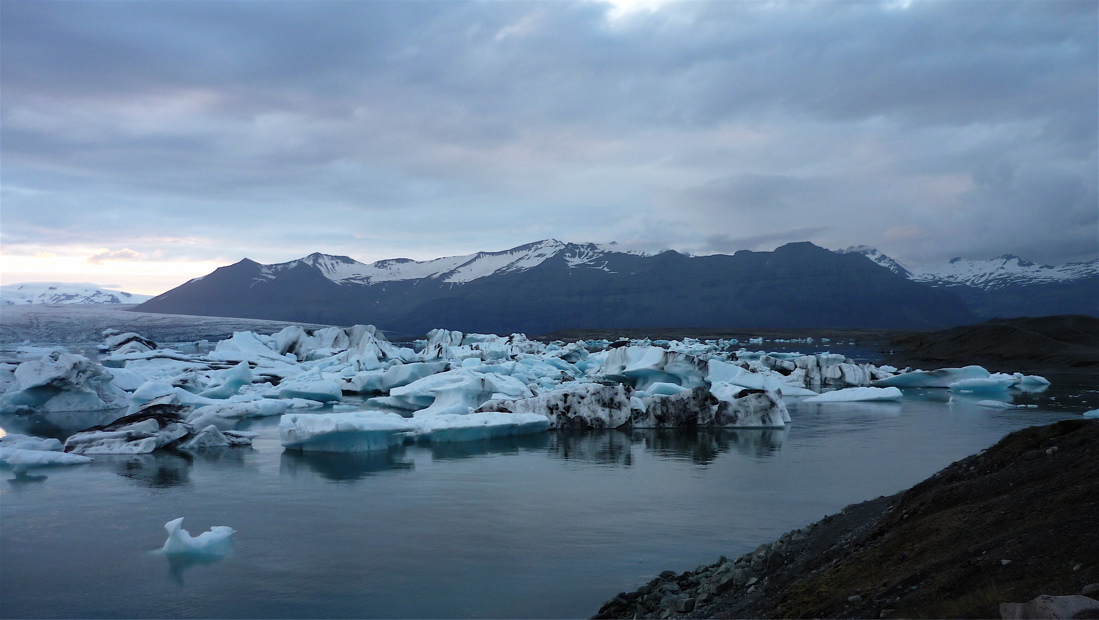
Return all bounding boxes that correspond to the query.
[1,396,1080,619]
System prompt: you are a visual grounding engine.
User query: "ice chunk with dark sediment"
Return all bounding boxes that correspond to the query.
[63,403,191,455]
[476,383,634,429]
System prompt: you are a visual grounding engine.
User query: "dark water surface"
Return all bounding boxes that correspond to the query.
[0,397,1079,619]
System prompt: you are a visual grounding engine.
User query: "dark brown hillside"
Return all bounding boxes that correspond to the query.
[885,315,1099,376]
[595,420,1099,619]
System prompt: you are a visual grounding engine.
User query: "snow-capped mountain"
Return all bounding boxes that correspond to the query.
[838,246,912,278]
[139,240,975,334]
[0,282,153,305]
[241,240,646,287]
[838,246,1098,319]
[839,246,1098,290]
[913,255,1098,290]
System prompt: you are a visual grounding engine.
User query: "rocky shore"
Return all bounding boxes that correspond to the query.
[595,419,1099,619]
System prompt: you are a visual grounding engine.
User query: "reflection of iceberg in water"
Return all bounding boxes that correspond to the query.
[429,432,550,461]
[102,452,194,488]
[280,449,414,481]
[162,550,227,585]
[7,469,49,486]
[634,427,788,464]
[548,430,636,467]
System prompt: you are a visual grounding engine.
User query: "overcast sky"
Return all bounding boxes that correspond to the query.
[2,0,1096,294]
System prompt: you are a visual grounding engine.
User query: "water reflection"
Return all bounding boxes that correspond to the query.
[633,427,788,464]
[548,430,636,467]
[429,433,550,461]
[161,551,231,585]
[100,452,194,488]
[280,449,414,481]
[7,469,49,486]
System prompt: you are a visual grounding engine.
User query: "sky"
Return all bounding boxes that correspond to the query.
[2,0,1096,295]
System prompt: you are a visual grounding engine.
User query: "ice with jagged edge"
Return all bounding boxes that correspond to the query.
[1,308,1057,457]
[161,517,235,556]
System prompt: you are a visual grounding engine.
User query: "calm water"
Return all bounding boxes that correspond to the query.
[0,395,1079,619]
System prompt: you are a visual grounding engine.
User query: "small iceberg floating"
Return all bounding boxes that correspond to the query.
[161,517,235,556]
[803,386,903,403]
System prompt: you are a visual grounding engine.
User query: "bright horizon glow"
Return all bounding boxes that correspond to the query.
[1,250,227,296]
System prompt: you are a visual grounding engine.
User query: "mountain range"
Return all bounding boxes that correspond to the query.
[839,246,1098,319]
[136,240,987,335]
[134,240,1098,335]
[0,282,152,306]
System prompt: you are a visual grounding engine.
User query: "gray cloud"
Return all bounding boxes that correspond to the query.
[1,0,1095,276]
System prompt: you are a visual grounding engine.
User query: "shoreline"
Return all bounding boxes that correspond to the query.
[594,419,1099,619]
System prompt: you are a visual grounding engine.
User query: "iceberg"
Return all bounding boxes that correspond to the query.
[599,346,708,391]
[949,374,1016,393]
[0,349,129,415]
[161,517,235,556]
[0,433,92,467]
[198,361,253,399]
[873,365,990,389]
[477,383,634,430]
[803,387,904,403]
[0,446,93,467]
[272,370,342,402]
[632,386,789,428]
[1083,409,1099,418]
[413,412,550,443]
[280,411,418,452]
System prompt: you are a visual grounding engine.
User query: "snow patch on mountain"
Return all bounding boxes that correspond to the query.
[913,255,1098,289]
[838,247,1097,291]
[839,246,912,278]
[255,240,649,286]
[1,283,152,305]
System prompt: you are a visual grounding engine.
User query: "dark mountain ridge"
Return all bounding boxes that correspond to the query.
[136,241,974,335]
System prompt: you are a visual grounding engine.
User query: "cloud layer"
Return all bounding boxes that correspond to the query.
[2,0,1095,292]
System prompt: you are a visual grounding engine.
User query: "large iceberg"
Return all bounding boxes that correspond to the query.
[599,346,708,391]
[279,409,550,452]
[476,383,635,429]
[280,411,419,452]
[0,433,92,468]
[0,349,129,415]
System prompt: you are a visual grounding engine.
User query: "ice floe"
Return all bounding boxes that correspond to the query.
[161,517,235,556]
[803,387,904,403]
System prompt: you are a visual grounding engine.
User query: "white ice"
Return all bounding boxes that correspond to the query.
[803,387,904,403]
[873,366,990,389]
[161,517,235,556]
[0,349,129,414]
